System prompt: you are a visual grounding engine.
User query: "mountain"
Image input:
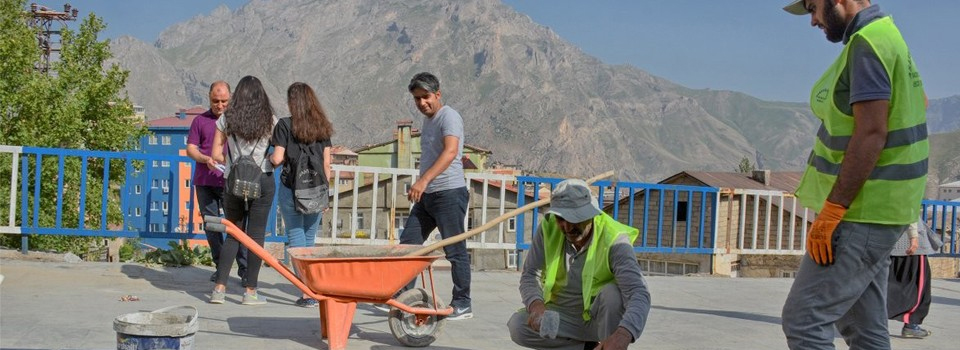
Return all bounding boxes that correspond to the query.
[927,95,960,134]
[108,0,954,183]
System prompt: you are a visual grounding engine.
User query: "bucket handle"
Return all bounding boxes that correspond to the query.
[150,305,198,328]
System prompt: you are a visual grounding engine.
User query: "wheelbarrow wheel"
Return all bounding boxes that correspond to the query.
[388,288,445,347]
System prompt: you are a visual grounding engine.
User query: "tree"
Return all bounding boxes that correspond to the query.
[735,156,754,174]
[0,0,148,256]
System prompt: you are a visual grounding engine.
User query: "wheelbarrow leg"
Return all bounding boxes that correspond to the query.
[319,299,357,350]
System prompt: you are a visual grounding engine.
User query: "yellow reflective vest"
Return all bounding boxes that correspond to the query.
[541,213,639,321]
[795,16,928,225]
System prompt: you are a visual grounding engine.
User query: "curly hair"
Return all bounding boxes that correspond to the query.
[287,82,334,143]
[224,75,274,141]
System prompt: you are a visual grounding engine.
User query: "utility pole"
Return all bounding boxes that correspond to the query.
[26,2,79,74]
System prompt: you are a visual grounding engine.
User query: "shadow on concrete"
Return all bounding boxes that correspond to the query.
[214,316,326,349]
[119,264,304,306]
[652,305,782,325]
[932,295,960,307]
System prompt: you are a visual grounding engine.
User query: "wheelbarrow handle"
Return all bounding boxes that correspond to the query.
[208,216,323,299]
[405,170,615,257]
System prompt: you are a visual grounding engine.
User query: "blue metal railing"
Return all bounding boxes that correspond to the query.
[921,199,960,257]
[3,145,284,253]
[515,176,719,255]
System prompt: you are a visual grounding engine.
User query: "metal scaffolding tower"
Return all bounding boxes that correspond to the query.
[26,2,79,74]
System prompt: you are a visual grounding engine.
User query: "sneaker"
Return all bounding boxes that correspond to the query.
[372,304,392,313]
[446,305,473,320]
[901,325,931,338]
[209,289,225,304]
[295,297,319,308]
[242,292,268,305]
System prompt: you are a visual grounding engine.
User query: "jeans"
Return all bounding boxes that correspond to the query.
[400,187,471,308]
[277,184,320,248]
[196,185,247,277]
[782,222,905,350]
[216,173,276,289]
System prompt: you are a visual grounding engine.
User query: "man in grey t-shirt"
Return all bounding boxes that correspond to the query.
[398,72,472,320]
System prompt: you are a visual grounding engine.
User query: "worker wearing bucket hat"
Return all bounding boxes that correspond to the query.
[779,1,928,349]
[508,179,650,350]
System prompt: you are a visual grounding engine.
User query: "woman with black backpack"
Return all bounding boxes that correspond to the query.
[209,75,278,305]
[269,82,334,307]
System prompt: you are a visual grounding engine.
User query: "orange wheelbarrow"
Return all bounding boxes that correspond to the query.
[204,215,453,350]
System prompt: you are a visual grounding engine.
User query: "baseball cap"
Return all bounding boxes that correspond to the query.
[783,0,810,15]
[545,179,602,224]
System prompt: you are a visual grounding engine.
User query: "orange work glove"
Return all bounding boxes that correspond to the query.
[806,201,847,265]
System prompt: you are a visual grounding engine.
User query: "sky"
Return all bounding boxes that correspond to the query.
[34,0,960,103]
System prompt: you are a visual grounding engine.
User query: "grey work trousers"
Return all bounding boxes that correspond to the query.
[782,221,905,350]
[508,283,626,350]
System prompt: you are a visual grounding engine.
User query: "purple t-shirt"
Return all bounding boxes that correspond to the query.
[187,109,225,187]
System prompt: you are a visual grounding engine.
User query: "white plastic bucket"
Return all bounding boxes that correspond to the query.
[114,305,198,350]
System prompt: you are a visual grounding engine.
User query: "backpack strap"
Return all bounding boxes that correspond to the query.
[230,134,269,169]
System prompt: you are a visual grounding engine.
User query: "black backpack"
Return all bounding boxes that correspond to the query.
[289,141,329,214]
[227,135,267,200]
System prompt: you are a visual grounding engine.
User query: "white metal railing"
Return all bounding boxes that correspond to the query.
[321,165,519,250]
[1,145,23,234]
[732,189,812,255]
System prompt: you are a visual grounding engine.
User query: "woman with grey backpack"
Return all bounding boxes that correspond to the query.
[269,82,334,307]
[887,215,944,338]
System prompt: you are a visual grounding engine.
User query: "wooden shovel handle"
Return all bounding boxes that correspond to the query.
[405,170,615,257]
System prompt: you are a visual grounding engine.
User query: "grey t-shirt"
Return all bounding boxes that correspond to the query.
[216,115,278,177]
[419,105,464,193]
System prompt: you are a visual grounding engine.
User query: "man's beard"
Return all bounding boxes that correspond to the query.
[823,1,846,43]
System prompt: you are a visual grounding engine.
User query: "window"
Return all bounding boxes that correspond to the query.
[134,185,141,194]
[151,160,158,168]
[183,136,188,145]
[395,214,408,231]
[161,202,168,211]
[152,179,159,188]
[676,201,688,222]
[355,213,365,229]
[161,135,171,145]
[507,217,517,232]
[134,208,141,216]
[160,160,170,168]
[150,202,158,211]
[506,250,518,269]
[148,135,158,145]
[161,179,169,193]
[184,179,190,188]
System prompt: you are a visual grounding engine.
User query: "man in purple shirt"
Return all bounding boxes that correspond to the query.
[186,80,247,283]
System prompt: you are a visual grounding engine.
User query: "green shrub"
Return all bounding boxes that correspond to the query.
[140,240,213,267]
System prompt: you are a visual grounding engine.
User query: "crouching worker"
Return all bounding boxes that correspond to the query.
[508,179,650,350]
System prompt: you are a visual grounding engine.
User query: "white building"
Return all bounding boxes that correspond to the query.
[939,181,960,201]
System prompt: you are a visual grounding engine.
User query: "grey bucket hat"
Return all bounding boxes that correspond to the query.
[545,179,602,224]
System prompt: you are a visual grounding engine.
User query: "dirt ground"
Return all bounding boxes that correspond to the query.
[0,248,70,262]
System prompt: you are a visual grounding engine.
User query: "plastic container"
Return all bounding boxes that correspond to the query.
[114,305,198,350]
[540,310,559,339]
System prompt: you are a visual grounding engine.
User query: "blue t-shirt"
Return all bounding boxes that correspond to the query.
[419,105,464,193]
